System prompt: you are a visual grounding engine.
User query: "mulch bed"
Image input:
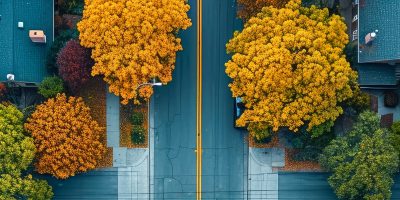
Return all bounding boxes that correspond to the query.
[75,76,113,168]
[248,134,281,148]
[120,103,148,148]
[248,132,323,171]
[281,149,322,172]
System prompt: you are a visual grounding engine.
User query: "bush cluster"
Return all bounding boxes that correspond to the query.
[38,76,64,99]
[57,40,93,93]
[289,123,335,162]
[131,125,146,145]
[130,111,146,144]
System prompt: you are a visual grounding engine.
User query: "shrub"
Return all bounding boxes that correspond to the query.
[293,146,320,162]
[38,76,64,99]
[130,111,144,125]
[390,121,400,164]
[57,40,93,93]
[25,94,105,179]
[46,29,79,72]
[131,125,146,144]
[290,125,335,161]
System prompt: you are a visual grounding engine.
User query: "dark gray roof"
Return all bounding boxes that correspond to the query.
[358,0,400,63]
[357,64,397,86]
[0,0,53,83]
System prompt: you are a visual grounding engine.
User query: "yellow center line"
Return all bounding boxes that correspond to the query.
[196,0,203,199]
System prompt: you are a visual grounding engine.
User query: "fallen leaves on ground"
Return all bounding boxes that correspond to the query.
[282,149,322,171]
[75,76,112,168]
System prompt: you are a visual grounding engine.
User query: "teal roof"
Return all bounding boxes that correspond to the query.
[0,0,53,83]
[358,64,397,86]
[358,0,400,63]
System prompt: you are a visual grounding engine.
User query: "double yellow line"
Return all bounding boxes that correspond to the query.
[196,0,203,199]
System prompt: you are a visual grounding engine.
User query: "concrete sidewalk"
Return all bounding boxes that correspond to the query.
[248,148,284,200]
[116,149,149,200]
[106,90,150,199]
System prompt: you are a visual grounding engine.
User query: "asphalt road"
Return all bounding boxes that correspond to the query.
[201,0,247,199]
[153,0,246,199]
[153,0,198,198]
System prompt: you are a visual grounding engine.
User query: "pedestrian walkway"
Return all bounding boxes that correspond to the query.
[248,148,284,200]
[106,89,120,148]
[106,90,150,199]
[117,149,149,200]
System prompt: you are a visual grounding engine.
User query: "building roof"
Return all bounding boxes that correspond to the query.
[358,0,400,63]
[357,63,397,86]
[0,0,53,83]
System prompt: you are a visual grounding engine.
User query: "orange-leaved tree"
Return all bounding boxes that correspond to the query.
[25,94,105,179]
[237,0,290,21]
[78,0,192,104]
[226,0,358,139]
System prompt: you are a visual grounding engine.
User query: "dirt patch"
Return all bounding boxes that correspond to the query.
[249,134,281,148]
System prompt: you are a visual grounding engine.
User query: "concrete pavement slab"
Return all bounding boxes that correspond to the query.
[106,89,120,148]
[126,148,147,166]
[152,0,197,198]
[249,148,281,199]
[113,147,127,167]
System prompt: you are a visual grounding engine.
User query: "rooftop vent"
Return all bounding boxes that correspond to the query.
[29,30,46,43]
[6,74,15,81]
[365,30,378,45]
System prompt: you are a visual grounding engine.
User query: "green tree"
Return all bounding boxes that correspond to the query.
[389,121,400,165]
[0,104,53,200]
[320,111,398,200]
[38,76,65,99]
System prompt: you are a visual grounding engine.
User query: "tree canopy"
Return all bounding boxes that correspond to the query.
[225,0,357,137]
[0,104,53,200]
[78,0,192,104]
[25,94,105,179]
[320,111,399,200]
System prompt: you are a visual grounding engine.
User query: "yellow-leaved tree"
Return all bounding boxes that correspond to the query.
[78,0,192,104]
[25,94,105,179]
[226,0,358,139]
